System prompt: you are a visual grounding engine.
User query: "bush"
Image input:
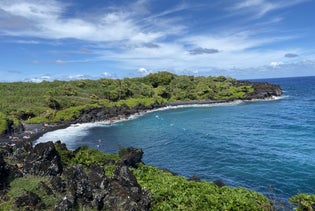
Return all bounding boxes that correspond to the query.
[290,193,315,211]
[132,164,271,211]
[0,112,7,134]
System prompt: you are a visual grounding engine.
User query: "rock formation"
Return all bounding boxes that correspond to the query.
[0,142,151,210]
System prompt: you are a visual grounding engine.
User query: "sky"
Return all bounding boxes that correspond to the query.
[0,0,315,82]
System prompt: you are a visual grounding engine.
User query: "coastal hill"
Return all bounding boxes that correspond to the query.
[1,72,314,210]
[0,71,282,139]
[0,141,313,210]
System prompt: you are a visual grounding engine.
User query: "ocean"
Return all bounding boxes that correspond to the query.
[36,76,315,202]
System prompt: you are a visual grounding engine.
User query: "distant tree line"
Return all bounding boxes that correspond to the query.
[0,71,254,133]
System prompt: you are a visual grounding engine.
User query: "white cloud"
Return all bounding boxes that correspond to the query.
[27,75,51,83]
[55,60,67,65]
[0,0,313,81]
[138,67,151,75]
[103,72,112,78]
[270,61,284,68]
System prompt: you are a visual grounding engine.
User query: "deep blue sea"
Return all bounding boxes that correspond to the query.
[37,76,315,202]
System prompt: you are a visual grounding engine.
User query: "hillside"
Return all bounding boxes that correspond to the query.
[0,72,281,136]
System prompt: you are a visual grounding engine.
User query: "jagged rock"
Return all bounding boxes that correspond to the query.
[4,119,24,135]
[213,180,225,187]
[240,81,282,99]
[119,147,144,168]
[0,143,13,157]
[50,176,66,193]
[12,141,33,162]
[103,165,150,211]
[87,164,110,209]
[189,175,201,182]
[23,141,62,176]
[38,181,53,195]
[54,197,73,211]
[0,154,8,190]
[63,165,93,205]
[0,154,23,191]
[87,164,109,189]
[15,190,45,210]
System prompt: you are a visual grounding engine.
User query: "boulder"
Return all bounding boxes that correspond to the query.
[0,154,23,191]
[15,190,45,210]
[103,165,151,211]
[54,197,73,211]
[63,165,93,205]
[119,147,144,168]
[23,141,62,176]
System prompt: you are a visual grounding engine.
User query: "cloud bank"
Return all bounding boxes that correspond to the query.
[0,0,314,81]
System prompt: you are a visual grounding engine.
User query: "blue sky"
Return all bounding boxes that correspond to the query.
[0,0,315,82]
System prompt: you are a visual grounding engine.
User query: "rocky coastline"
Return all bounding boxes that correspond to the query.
[0,81,282,144]
[0,81,286,210]
[0,141,151,210]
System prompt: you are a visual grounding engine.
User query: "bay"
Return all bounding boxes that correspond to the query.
[36,76,315,202]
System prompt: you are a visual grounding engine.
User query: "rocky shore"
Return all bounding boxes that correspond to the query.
[0,81,282,144]
[0,141,151,210]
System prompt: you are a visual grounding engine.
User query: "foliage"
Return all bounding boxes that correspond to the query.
[72,145,119,166]
[290,193,315,211]
[132,164,271,211]
[1,144,312,210]
[0,72,255,134]
[0,176,62,210]
[0,112,7,134]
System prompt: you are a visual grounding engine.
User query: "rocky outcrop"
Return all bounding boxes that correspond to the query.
[15,190,45,210]
[239,81,282,99]
[0,142,151,210]
[74,103,163,124]
[23,142,63,176]
[119,147,144,168]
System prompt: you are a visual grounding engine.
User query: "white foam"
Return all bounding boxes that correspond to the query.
[34,98,281,145]
[244,95,288,102]
[35,122,108,146]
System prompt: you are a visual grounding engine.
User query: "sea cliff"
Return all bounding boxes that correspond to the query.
[0,79,282,142]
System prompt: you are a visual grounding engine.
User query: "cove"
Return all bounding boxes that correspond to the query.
[36,77,315,203]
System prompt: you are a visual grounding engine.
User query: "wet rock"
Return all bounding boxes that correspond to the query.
[239,81,283,99]
[213,180,225,187]
[189,175,201,182]
[15,190,45,210]
[23,141,62,176]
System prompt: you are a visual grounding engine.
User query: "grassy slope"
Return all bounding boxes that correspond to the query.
[0,72,253,129]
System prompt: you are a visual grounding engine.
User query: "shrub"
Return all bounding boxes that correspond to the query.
[290,193,315,211]
[132,164,271,211]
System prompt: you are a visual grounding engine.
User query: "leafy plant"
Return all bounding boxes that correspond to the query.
[132,164,271,211]
[290,193,315,211]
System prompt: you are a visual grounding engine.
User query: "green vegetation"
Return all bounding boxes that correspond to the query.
[0,72,254,133]
[0,112,7,134]
[289,193,315,211]
[1,176,63,210]
[1,144,314,210]
[132,164,271,211]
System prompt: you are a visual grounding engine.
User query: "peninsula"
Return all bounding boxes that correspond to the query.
[0,72,282,142]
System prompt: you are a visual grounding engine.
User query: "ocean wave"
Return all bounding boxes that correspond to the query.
[35,123,103,147]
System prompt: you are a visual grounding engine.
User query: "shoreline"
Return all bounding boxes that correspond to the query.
[0,97,282,145]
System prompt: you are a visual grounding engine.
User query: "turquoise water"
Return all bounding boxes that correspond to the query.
[37,76,315,201]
